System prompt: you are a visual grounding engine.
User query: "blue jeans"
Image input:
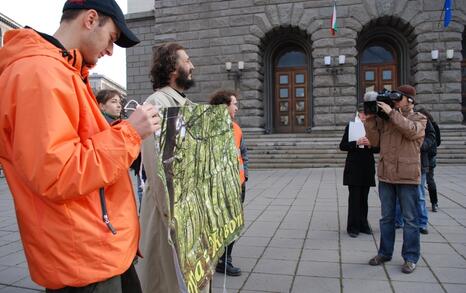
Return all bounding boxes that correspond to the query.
[417,173,428,229]
[378,181,420,263]
[136,174,143,213]
[394,173,428,229]
[395,200,403,227]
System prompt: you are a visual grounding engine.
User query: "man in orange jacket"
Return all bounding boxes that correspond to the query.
[0,0,160,292]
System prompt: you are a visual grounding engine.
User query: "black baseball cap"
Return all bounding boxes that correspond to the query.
[63,0,140,48]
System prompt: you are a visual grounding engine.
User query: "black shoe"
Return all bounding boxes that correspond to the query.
[348,232,359,238]
[401,261,416,274]
[369,255,391,266]
[216,260,242,276]
[420,228,429,235]
[432,204,438,212]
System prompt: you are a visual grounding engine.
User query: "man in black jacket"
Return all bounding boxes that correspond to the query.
[418,108,441,212]
[418,117,436,234]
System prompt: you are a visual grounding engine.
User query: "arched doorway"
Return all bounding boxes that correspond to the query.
[357,18,413,102]
[360,44,398,95]
[273,47,309,133]
[261,27,312,133]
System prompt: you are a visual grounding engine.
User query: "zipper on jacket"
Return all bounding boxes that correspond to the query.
[99,188,117,235]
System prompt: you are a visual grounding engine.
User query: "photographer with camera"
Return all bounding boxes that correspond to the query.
[364,85,427,274]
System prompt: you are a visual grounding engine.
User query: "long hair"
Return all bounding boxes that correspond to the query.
[208,90,239,106]
[150,43,185,91]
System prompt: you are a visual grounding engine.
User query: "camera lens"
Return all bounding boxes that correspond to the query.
[389,92,402,101]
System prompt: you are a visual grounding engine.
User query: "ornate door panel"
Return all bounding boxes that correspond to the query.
[360,64,397,93]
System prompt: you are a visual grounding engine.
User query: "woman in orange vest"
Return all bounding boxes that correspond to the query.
[209,89,249,276]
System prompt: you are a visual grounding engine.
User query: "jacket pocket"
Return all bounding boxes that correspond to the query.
[397,157,420,181]
[377,156,384,178]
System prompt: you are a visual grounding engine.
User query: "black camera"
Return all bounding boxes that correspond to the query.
[363,89,403,119]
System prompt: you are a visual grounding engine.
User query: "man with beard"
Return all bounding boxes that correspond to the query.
[364,85,426,274]
[137,43,198,293]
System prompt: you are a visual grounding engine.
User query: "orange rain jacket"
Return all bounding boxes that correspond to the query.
[0,29,141,289]
[232,121,245,184]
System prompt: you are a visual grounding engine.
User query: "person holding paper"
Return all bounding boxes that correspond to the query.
[339,105,379,238]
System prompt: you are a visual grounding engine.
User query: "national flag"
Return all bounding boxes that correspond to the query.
[443,0,452,27]
[330,2,338,36]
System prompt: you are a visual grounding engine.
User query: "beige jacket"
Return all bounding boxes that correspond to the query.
[364,109,426,185]
[137,86,193,293]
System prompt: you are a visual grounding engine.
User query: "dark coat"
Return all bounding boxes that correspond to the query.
[428,121,441,168]
[420,119,437,173]
[339,124,380,186]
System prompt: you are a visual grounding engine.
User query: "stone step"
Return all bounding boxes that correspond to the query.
[245,125,466,169]
[251,162,343,169]
[250,160,466,169]
[248,144,466,152]
[249,153,466,162]
[244,127,466,139]
[249,154,466,162]
[245,137,466,145]
[250,154,347,160]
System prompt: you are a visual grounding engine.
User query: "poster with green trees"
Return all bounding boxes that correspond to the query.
[156,105,244,292]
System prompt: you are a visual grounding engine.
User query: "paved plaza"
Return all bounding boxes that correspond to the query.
[0,166,465,292]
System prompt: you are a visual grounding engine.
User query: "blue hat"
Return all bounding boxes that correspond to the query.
[63,0,140,48]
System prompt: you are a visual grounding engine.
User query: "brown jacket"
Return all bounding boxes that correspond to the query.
[364,109,426,185]
[137,86,193,293]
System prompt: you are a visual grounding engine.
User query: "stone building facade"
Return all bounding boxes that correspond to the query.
[126,0,466,133]
[89,73,127,98]
[0,12,21,47]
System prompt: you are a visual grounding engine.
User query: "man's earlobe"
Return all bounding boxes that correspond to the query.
[84,9,98,29]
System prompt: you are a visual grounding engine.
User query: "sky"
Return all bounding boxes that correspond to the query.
[1,0,128,88]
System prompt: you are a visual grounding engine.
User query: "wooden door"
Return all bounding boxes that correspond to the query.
[274,69,308,133]
[359,44,398,101]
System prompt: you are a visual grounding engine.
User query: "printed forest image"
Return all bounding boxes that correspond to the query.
[156,105,244,292]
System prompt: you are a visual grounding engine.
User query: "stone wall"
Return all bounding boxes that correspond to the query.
[126,11,156,103]
[126,0,466,130]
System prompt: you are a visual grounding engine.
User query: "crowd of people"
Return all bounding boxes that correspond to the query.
[0,0,445,292]
[0,0,248,292]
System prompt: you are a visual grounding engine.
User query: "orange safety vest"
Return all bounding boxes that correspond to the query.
[232,121,245,184]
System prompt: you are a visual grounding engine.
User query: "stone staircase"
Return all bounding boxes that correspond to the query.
[244,125,466,169]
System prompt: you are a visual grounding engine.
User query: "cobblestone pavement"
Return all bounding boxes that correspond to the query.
[1,166,465,293]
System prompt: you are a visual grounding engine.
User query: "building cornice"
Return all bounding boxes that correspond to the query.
[0,12,22,29]
[126,10,155,23]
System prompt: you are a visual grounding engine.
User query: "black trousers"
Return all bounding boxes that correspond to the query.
[347,185,370,233]
[426,165,438,205]
[46,264,142,293]
[219,183,246,263]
